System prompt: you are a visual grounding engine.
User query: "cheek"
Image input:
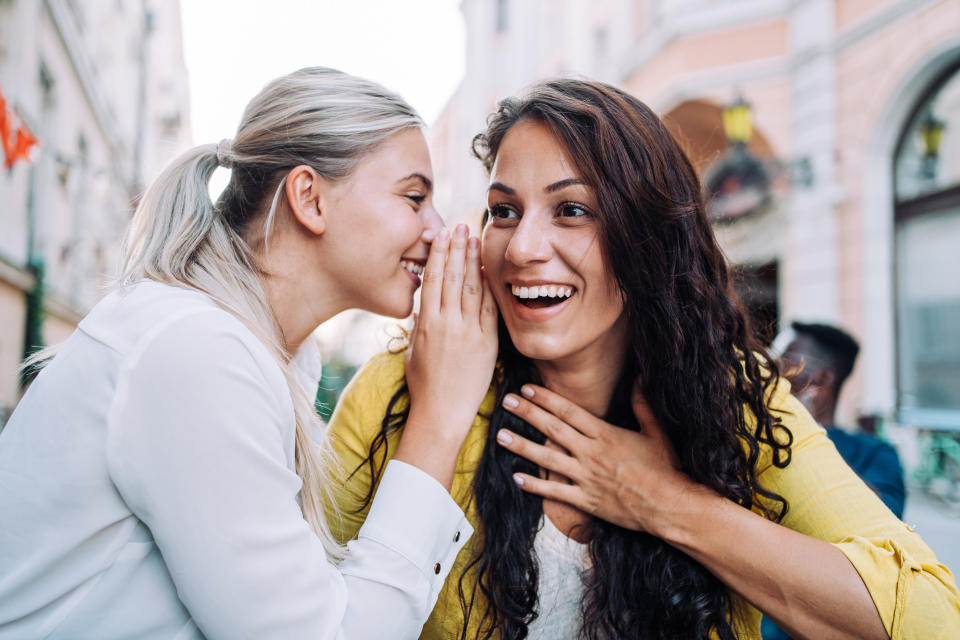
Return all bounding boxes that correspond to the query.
[480,232,505,275]
[570,244,624,326]
[382,206,422,252]
[579,241,620,299]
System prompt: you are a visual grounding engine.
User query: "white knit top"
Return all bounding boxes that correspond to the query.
[527,513,590,639]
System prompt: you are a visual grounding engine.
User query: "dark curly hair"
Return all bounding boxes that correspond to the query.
[358,78,793,640]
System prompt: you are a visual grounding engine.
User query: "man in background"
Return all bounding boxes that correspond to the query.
[778,321,905,518]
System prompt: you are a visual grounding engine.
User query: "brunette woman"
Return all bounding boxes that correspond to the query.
[326,78,960,639]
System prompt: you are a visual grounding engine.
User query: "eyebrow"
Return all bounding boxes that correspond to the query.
[488,181,515,195]
[398,173,433,191]
[487,178,588,196]
[545,178,588,193]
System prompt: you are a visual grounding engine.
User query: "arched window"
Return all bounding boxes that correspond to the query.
[894,61,960,428]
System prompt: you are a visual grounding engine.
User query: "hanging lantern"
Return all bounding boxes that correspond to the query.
[920,112,946,159]
[722,95,753,146]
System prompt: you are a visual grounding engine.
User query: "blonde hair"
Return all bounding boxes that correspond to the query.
[118,67,424,558]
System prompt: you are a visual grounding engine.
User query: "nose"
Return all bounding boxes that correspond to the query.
[504,213,551,266]
[421,204,445,235]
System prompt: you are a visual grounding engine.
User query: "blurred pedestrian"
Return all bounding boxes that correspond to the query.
[780,321,905,517]
[0,67,497,639]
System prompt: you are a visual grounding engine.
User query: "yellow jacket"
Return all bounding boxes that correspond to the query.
[325,351,960,639]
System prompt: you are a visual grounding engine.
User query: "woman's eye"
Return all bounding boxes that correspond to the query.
[406,194,426,208]
[559,202,590,218]
[488,204,519,220]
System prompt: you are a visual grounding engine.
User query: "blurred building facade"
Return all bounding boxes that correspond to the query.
[0,0,192,423]
[428,0,960,439]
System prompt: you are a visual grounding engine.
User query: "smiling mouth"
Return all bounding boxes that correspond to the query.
[400,260,425,277]
[510,284,575,309]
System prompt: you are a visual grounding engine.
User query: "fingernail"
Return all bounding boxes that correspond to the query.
[468,237,479,252]
[422,229,437,241]
[520,385,534,398]
[502,395,519,409]
[456,224,468,238]
[437,229,450,243]
[496,429,513,444]
[513,474,525,486]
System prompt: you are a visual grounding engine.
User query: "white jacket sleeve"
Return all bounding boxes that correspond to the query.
[105,311,471,639]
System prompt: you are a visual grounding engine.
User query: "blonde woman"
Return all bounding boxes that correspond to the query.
[0,68,497,639]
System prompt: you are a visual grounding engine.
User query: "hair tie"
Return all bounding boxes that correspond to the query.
[216,138,233,168]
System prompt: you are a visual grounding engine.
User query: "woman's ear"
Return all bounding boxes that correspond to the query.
[285,165,326,236]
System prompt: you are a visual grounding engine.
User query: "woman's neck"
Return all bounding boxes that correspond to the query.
[255,230,343,352]
[261,274,316,352]
[532,341,628,419]
[534,360,622,418]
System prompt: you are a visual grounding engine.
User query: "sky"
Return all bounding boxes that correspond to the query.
[180,0,467,146]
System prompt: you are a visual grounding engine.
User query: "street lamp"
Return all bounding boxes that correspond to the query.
[920,112,946,158]
[919,112,946,180]
[708,94,816,222]
[722,95,753,146]
[707,96,769,222]
[720,94,814,188]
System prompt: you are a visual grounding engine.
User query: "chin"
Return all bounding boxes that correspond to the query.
[509,332,572,362]
[378,300,414,319]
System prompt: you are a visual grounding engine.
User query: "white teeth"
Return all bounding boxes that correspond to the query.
[511,284,574,300]
[400,260,424,276]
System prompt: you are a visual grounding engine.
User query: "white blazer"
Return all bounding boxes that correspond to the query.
[0,280,471,639]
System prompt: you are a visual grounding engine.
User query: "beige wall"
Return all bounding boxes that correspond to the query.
[42,312,78,347]
[0,283,25,421]
[632,18,789,89]
[0,284,81,423]
[835,0,895,31]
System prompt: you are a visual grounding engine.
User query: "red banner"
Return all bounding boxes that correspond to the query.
[0,86,39,169]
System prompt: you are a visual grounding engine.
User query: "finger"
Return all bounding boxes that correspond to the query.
[496,429,581,480]
[511,473,588,510]
[441,224,468,312]
[479,268,499,335]
[420,228,449,318]
[517,384,603,439]
[461,236,482,319]
[501,394,588,452]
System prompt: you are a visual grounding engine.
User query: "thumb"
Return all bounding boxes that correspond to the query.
[631,384,660,436]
